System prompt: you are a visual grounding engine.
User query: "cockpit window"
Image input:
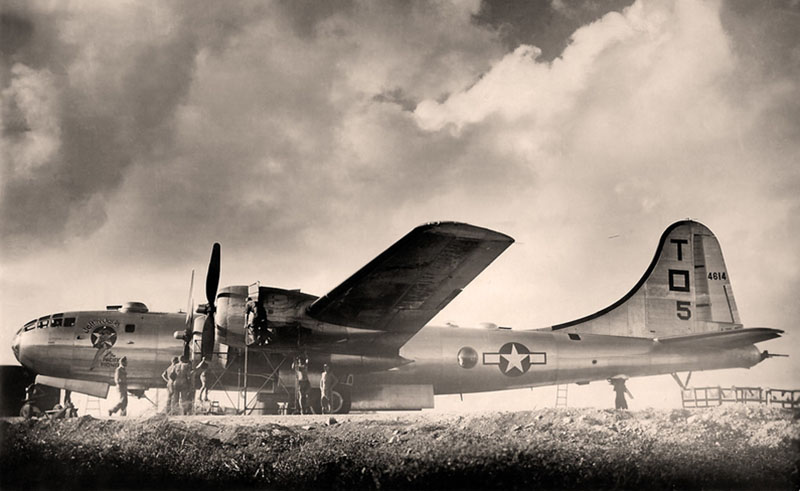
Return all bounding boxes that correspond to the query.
[37,316,50,328]
[51,318,64,327]
[24,320,36,331]
[64,317,76,327]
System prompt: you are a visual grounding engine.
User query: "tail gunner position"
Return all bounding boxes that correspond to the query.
[11,220,784,413]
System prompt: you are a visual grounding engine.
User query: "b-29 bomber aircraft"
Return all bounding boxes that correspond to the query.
[12,220,783,413]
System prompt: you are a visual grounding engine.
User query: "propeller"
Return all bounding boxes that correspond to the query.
[201,243,221,359]
[182,270,195,360]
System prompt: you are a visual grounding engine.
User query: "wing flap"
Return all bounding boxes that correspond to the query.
[307,222,513,339]
[656,327,783,349]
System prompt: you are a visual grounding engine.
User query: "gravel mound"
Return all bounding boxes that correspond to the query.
[1,406,797,490]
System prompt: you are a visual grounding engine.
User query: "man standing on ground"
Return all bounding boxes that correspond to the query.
[320,364,338,414]
[196,357,209,403]
[174,355,192,415]
[610,378,633,410]
[162,357,179,414]
[109,356,128,416]
[292,355,310,414]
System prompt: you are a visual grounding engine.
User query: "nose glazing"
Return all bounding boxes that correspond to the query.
[12,329,22,363]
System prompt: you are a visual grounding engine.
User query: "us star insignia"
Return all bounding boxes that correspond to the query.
[483,342,546,376]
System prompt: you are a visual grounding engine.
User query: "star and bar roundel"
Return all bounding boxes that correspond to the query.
[483,342,546,377]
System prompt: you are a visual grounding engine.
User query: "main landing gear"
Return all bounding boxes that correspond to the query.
[307,387,352,414]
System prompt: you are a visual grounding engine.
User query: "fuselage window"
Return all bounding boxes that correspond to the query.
[457,347,479,369]
[24,320,36,331]
[64,317,76,327]
[568,333,581,341]
[125,324,135,333]
[51,318,64,327]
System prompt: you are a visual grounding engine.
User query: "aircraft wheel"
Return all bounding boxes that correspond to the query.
[309,388,351,414]
[332,388,351,414]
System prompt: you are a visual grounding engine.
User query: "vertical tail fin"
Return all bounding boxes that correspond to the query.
[552,220,742,337]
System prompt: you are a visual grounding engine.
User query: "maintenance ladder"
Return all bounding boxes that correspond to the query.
[84,396,102,416]
[555,384,568,408]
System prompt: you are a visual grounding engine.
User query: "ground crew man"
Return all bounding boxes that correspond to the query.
[320,364,339,414]
[174,355,193,414]
[244,296,258,346]
[108,356,128,416]
[162,357,179,414]
[195,357,209,402]
[292,355,310,414]
[610,378,633,410]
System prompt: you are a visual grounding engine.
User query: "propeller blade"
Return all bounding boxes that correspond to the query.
[206,243,221,307]
[185,269,195,329]
[182,269,196,358]
[201,312,215,360]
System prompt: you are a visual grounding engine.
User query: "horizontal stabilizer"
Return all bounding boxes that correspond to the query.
[655,327,783,350]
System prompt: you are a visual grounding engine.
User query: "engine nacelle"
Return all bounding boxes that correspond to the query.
[214,285,320,347]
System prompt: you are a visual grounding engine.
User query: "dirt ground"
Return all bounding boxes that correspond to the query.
[1,405,798,490]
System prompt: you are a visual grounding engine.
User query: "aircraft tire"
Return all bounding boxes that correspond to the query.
[334,387,351,414]
[309,388,351,414]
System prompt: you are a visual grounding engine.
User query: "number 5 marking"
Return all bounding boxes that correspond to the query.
[676,301,692,320]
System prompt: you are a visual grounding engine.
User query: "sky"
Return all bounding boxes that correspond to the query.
[1,0,798,411]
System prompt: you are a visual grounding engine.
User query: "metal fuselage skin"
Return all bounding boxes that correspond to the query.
[13,310,186,391]
[390,326,761,394]
[12,308,762,396]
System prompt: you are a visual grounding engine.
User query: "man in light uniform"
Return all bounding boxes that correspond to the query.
[195,357,210,403]
[292,355,310,414]
[108,356,128,416]
[162,357,179,414]
[244,297,258,346]
[320,364,338,414]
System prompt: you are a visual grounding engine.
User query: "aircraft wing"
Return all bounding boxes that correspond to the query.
[655,327,783,349]
[306,222,514,346]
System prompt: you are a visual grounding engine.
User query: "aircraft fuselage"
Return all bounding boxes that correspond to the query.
[13,308,763,400]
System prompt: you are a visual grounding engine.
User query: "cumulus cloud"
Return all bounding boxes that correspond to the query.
[0,1,266,255]
[1,63,60,175]
[57,0,512,270]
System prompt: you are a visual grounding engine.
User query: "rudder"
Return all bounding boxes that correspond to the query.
[551,220,742,338]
